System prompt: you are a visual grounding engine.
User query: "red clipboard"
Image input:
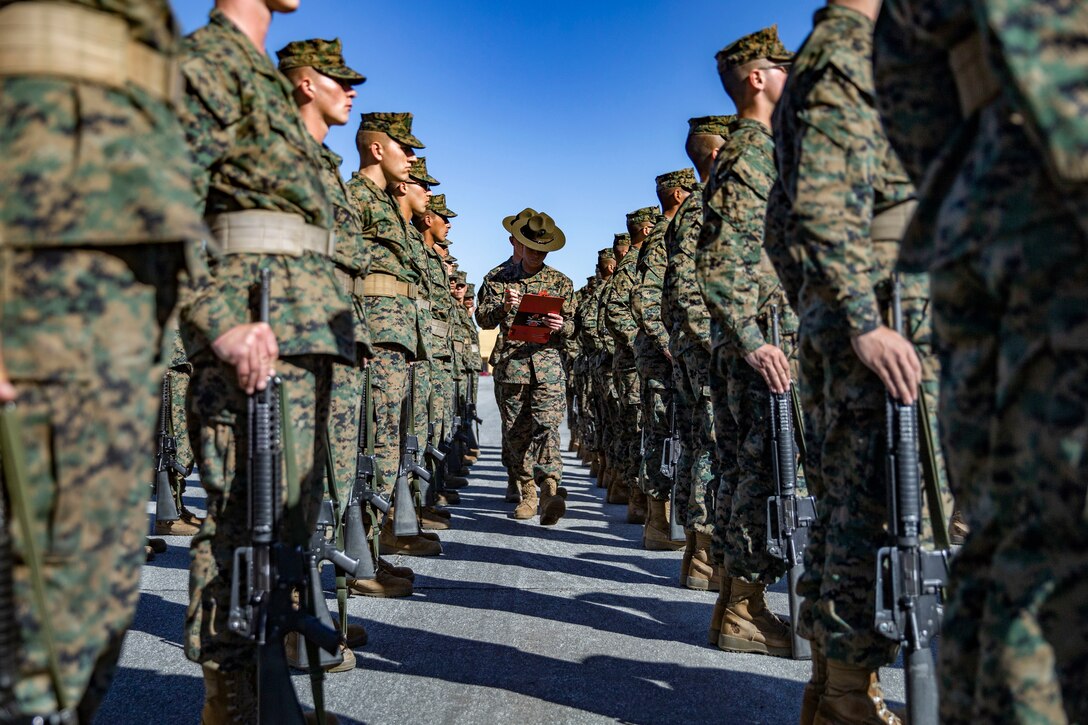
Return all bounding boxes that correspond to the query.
[508,293,563,343]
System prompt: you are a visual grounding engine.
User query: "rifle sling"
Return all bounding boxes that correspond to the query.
[917,389,951,549]
[0,406,70,712]
[278,384,300,511]
[789,386,808,464]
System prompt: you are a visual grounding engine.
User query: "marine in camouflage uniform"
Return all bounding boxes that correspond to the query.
[476,209,574,525]
[605,208,658,522]
[176,7,356,720]
[662,116,733,594]
[634,170,695,552]
[479,250,519,499]
[571,274,599,465]
[597,235,631,499]
[575,250,616,485]
[155,328,202,538]
[696,27,798,659]
[345,112,439,558]
[875,2,1088,721]
[0,2,202,718]
[770,6,942,719]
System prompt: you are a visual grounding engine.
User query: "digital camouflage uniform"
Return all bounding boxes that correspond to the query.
[345,113,429,500]
[479,255,517,476]
[769,5,938,672]
[476,257,575,498]
[875,2,1088,721]
[177,10,355,689]
[0,1,202,715]
[574,255,611,467]
[605,211,657,500]
[697,116,797,586]
[571,275,599,454]
[582,248,620,477]
[634,189,684,503]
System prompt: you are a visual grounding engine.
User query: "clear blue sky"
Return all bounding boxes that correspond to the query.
[176,1,822,290]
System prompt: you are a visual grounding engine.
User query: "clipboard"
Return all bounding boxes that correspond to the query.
[508,293,563,343]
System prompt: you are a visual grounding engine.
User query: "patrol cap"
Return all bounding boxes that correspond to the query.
[427,194,457,220]
[613,233,631,249]
[409,157,439,186]
[466,283,475,297]
[503,208,566,252]
[598,247,616,261]
[626,206,658,226]
[451,270,467,285]
[358,112,425,149]
[716,25,793,77]
[656,168,697,193]
[688,115,736,138]
[276,38,366,85]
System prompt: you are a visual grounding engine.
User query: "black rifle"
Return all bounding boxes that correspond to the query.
[874,277,948,725]
[661,400,685,542]
[153,374,192,523]
[764,305,817,661]
[342,365,381,581]
[390,366,425,537]
[227,270,341,725]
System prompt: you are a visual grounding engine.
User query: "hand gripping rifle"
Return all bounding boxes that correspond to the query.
[764,305,817,661]
[874,277,948,725]
[227,270,342,725]
[661,400,685,542]
[153,374,192,523]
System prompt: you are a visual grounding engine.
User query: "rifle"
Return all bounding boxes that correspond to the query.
[874,276,948,725]
[764,305,817,661]
[341,363,379,582]
[153,374,192,523]
[227,270,342,725]
[391,365,425,538]
[661,400,685,542]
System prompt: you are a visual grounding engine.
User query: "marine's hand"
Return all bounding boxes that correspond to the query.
[544,313,564,331]
[851,325,921,404]
[0,348,15,403]
[211,322,279,395]
[744,343,791,394]
[503,288,522,312]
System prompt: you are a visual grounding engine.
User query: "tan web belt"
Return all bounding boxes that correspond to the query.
[416,298,432,311]
[452,341,465,353]
[0,2,180,101]
[362,272,419,299]
[871,200,918,243]
[950,31,1000,119]
[207,210,336,257]
[471,344,480,354]
[431,320,450,338]
[335,268,365,297]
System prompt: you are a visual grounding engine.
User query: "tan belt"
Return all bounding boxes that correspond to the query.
[207,210,335,257]
[416,298,432,312]
[452,341,465,353]
[471,344,480,354]
[0,2,180,101]
[872,200,918,243]
[362,272,419,299]
[335,268,365,297]
[950,32,1000,118]
[430,319,450,338]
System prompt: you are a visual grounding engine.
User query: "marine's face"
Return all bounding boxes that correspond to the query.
[381,138,416,183]
[760,64,790,104]
[521,247,547,272]
[427,212,449,243]
[313,73,356,127]
[405,181,429,215]
[599,259,616,276]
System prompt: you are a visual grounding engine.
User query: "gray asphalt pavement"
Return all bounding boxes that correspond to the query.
[97,374,904,724]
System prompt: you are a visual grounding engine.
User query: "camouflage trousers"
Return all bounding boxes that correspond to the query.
[328,358,365,508]
[185,354,331,669]
[496,381,565,488]
[369,345,410,494]
[931,112,1088,724]
[1,245,180,716]
[709,350,740,564]
[638,375,673,501]
[593,358,620,467]
[719,357,787,585]
[612,366,643,487]
[166,366,195,507]
[430,360,453,452]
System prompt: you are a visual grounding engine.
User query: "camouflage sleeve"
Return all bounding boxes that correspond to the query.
[794,76,884,336]
[635,242,670,352]
[696,147,773,354]
[764,180,804,314]
[178,55,241,210]
[556,273,576,340]
[475,274,508,330]
[603,265,638,345]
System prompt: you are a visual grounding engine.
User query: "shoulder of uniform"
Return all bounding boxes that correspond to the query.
[181,44,243,127]
[803,19,875,97]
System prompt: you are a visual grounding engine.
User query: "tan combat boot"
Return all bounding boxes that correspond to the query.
[445,474,469,489]
[377,557,414,582]
[717,578,792,657]
[708,577,732,645]
[420,507,450,531]
[504,476,521,503]
[643,498,683,550]
[513,479,538,519]
[627,486,647,524]
[813,661,902,725]
[595,456,607,488]
[379,525,442,556]
[680,531,695,584]
[285,632,356,673]
[686,532,717,588]
[539,478,567,526]
[606,468,629,504]
[589,454,600,478]
[437,489,460,506]
[331,614,369,649]
[348,568,413,598]
[201,665,258,724]
[800,644,828,725]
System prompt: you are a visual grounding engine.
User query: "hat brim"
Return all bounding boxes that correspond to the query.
[321,64,367,85]
[388,130,425,150]
[502,208,537,233]
[510,224,565,253]
[411,171,440,186]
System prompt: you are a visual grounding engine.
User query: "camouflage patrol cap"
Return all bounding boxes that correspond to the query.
[688,115,736,137]
[656,168,697,193]
[626,206,658,226]
[716,25,793,76]
[358,112,425,149]
[466,283,475,297]
[446,255,459,265]
[427,193,457,219]
[598,247,616,261]
[613,233,631,249]
[409,157,439,186]
[503,208,566,252]
[276,38,366,84]
[451,270,467,285]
